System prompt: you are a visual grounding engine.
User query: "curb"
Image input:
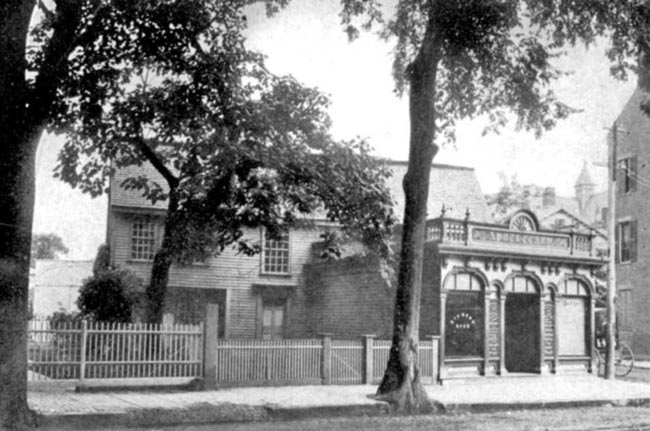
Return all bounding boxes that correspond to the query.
[36,403,390,430]
[35,397,650,429]
[440,397,650,413]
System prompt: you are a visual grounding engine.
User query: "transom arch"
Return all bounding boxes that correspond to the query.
[442,266,489,291]
[556,274,593,297]
[502,271,544,294]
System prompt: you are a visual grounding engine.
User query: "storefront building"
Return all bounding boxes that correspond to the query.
[421,209,604,378]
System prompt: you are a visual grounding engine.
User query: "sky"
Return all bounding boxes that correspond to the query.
[32,2,638,260]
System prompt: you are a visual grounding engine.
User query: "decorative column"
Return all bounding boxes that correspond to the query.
[483,290,490,375]
[589,297,596,374]
[553,294,560,373]
[539,292,546,374]
[499,292,507,375]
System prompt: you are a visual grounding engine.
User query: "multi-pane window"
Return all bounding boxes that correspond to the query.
[616,220,637,263]
[262,231,290,274]
[618,157,637,194]
[131,215,156,260]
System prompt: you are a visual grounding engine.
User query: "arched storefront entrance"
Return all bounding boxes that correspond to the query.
[504,275,541,373]
[443,271,485,361]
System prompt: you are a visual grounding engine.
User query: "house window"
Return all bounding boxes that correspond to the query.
[262,231,290,274]
[131,215,156,261]
[261,297,285,340]
[616,220,637,263]
[618,157,637,194]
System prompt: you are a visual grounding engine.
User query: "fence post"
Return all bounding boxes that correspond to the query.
[204,305,219,389]
[79,320,87,385]
[430,335,440,385]
[363,335,374,384]
[321,334,332,385]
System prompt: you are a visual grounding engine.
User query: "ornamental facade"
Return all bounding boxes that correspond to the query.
[421,209,604,377]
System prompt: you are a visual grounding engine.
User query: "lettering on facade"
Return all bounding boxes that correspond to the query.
[472,228,570,249]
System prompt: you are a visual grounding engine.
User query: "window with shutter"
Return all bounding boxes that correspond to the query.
[618,157,637,194]
[616,220,637,263]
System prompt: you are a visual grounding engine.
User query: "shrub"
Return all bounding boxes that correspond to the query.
[77,269,142,323]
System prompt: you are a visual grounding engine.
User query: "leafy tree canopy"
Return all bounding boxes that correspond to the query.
[341,0,650,143]
[41,0,395,264]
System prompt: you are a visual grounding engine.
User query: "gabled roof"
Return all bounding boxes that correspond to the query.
[387,161,493,223]
[538,208,606,238]
[110,159,493,224]
[110,162,168,210]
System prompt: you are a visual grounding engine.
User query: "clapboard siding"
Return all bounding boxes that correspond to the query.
[110,210,325,338]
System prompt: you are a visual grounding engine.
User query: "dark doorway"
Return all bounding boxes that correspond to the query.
[505,294,540,373]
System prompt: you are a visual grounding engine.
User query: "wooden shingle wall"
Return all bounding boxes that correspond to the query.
[297,258,395,339]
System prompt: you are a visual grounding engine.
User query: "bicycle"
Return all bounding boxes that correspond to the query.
[593,341,634,377]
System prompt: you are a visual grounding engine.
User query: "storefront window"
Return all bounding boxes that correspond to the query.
[446,292,483,357]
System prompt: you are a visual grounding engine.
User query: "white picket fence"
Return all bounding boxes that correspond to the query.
[212,336,439,387]
[28,319,203,383]
[28,318,439,388]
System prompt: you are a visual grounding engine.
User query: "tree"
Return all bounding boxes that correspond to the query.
[48,3,395,325]
[340,0,650,412]
[1,1,360,428]
[31,233,69,261]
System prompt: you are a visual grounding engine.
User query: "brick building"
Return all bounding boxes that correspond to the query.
[611,88,650,357]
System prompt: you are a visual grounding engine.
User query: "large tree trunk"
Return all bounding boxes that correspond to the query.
[144,191,179,324]
[0,1,39,429]
[377,14,442,413]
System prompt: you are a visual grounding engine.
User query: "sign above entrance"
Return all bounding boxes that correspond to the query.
[472,228,570,249]
[425,216,595,258]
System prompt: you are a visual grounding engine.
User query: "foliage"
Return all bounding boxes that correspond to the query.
[486,173,537,220]
[339,0,650,411]
[42,0,396,260]
[92,244,112,276]
[31,233,69,260]
[77,269,142,323]
[48,309,82,326]
[32,0,395,322]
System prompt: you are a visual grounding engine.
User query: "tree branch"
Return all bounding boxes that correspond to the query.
[133,134,179,190]
[37,0,55,22]
[28,0,107,126]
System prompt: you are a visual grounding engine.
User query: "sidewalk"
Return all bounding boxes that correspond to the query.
[29,375,650,429]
